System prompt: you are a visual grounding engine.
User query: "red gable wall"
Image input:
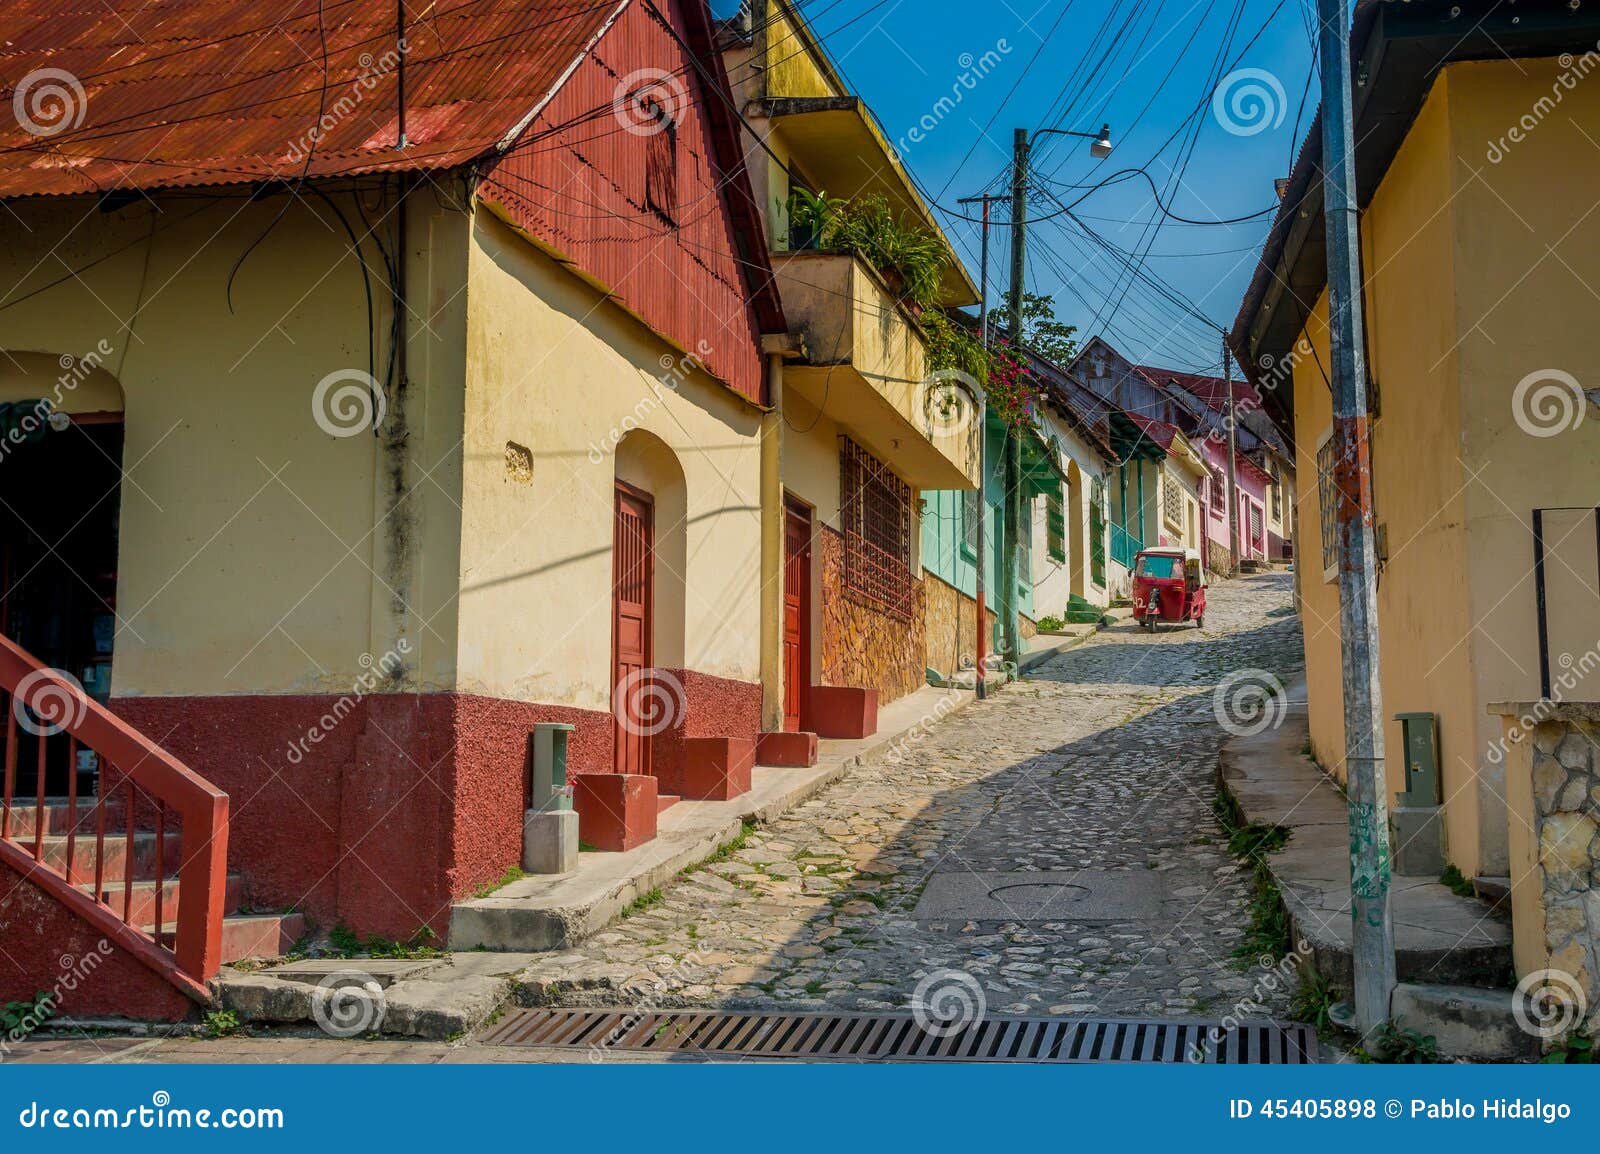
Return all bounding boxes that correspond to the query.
[478,0,768,404]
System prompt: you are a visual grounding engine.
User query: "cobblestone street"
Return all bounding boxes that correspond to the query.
[519,571,1305,1021]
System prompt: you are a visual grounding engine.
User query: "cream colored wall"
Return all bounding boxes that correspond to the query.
[1445,59,1600,874]
[760,2,843,101]
[458,208,764,709]
[1293,76,1486,870]
[0,188,465,696]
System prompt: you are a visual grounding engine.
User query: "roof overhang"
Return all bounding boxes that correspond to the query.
[748,95,980,306]
[1230,0,1600,435]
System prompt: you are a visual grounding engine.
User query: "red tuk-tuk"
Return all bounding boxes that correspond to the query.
[1132,547,1205,630]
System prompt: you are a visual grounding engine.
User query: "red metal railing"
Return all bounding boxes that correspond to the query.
[0,634,228,999]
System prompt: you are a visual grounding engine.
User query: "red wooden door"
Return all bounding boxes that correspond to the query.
[613,483,654,776]
[782,500,811,732]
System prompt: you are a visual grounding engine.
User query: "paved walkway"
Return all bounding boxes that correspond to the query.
[511,572,1303,1020]
[10,572,1305,1063]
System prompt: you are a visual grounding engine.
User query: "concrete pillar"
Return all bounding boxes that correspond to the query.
[759,353,785,733]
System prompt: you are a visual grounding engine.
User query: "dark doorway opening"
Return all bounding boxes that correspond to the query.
[0,414,123,799]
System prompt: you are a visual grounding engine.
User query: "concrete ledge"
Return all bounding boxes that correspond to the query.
[1390,982,1539,1061]
[1218,678,1513,995]
[450,686,976,953]
[1018,626,1097,676]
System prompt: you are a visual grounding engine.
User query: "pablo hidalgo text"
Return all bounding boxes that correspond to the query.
[1410,1098,1571,1123]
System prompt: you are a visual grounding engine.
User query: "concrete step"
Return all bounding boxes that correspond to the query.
[159,912,305,964]
[80,873,244,928]
[1391,982,1538,1061]
[1219,685,1514,992]
[1473,875,1511,913]
[34,830,183,884]
[3,798,125,838]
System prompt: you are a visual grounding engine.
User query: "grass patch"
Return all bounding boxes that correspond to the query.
[621,888,665,919]
[694,822,755,871]
[1357,1019,1440,1064]
[1543,1034,1594,1064]
[473,866,527,899]
[327,924,444,960]
[1439,865,1476,899]
[1213,788,1293,964]
[201,1010,243,1039]
[1289,968,1339,1040]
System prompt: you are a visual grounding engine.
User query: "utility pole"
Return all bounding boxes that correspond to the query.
[957,191,1001,699]
[1001,128,1028,671]
[1222,335,1240,573]
[1317,0,1395,1035]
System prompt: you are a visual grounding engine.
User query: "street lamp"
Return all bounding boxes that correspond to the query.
[1033,122,1113,158]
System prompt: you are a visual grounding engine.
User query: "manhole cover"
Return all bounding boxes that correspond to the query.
[987,882,1090,911]
[914,871,1165,921]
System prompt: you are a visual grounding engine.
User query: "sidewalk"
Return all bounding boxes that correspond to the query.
[1217,680,1513,992]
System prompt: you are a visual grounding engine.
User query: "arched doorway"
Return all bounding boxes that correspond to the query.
[1066,459,1086,599]
[612,430,687,777]
[0,351,126,799]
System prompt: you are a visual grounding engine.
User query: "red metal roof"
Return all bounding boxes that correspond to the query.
[0,0,626,197]
[1124,412,1180,454]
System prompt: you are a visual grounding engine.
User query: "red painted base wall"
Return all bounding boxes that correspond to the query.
[0,858,193,1019]
[108,672,761,941]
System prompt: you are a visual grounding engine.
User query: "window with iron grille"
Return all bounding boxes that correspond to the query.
[839,436,914,618]
[1316,429,1338,577]
[1163,475,1184,530]
[1017,495,1033,589]
[1046,490,1066,563]
[1209,464,1227,519]
[1089,480,1106,587]
[642,98,677,225]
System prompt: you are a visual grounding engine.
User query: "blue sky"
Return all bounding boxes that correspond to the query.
[802,0,1321,374]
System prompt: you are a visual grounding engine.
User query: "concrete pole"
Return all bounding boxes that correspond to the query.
[1002,127,1027,669]
[1223,335,1240,572]
[975,197,991,698]
[758,353,785,734]
[1317,0,1396,1035]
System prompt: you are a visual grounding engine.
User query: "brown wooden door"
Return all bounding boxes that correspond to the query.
[782,499,811,732]
[613,483,654,776]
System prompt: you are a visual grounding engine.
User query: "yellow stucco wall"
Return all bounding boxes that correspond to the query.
[1290,61,1600,875]
[457,209,764,710]
[0,188,465,696]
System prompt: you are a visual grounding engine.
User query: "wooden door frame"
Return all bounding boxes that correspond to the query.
[612,479,655,776]
[782,492,813,733]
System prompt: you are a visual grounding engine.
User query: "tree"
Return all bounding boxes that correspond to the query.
[1020,292,1078,367]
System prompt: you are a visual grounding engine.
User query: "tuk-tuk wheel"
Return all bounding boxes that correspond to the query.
[1197,615,1204,629]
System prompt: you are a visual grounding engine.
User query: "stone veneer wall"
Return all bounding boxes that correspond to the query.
[819,524,926,705]
[923,572,999,680]
[1528,716,1600,1032]
[1496,703,1600,1042]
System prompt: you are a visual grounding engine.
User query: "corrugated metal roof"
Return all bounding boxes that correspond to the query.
[0,0,625,197]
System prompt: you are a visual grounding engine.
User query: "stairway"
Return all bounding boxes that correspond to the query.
[8,798,303,965]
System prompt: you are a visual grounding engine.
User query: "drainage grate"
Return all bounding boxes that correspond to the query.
[480,1009,1319,1063]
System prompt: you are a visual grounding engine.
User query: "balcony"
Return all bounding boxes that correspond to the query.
[772,249,979,491]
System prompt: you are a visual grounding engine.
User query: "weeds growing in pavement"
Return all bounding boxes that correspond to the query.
[1289,969,1339,1039]
[622,888,665,918]
[1439,865,1476,899]
[1212,789,1293,964]
[1357,1019,1440,1064]
[201,1010,243,1038]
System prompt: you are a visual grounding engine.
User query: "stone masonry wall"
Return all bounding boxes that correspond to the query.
[1529,716,1600,1036]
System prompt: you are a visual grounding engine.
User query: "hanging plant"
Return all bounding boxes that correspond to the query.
[922,310,989,384]
[784,189,949,310]
[985,340,1042,431]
